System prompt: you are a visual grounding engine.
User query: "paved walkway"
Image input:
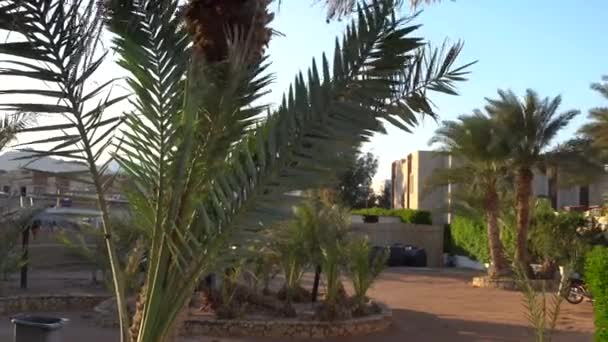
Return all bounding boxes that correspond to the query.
[0,268,595,341]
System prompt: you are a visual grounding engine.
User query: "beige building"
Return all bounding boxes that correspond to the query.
[391,151,454,224]
[392,150,608,225]
[0,151,129,210]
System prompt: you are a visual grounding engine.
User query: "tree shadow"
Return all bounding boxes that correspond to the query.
[318,308,591,342]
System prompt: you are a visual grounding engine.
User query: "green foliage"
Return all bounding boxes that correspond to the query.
[0,0,471,339]
[345,238,388,313]
[0,209,37,281]
[580,76,608,154]
[529,199,588,268]
[447,216,489,262]
[513,263,566,342]
[57,218,144,294]
[338,152,378,208]
[585,246,608,341]
[352,207,432,224]
[321,242,343,307]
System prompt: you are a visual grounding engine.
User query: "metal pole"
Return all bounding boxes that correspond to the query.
[20,226,29,289]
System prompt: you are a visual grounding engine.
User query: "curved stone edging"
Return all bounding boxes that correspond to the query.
[184,302,392,338]
[0,294,109,315]
[472,276,558,291]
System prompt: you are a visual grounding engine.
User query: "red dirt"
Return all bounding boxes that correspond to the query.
[0,268,595,342]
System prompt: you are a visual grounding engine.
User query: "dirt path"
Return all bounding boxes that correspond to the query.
[0,268,595,342]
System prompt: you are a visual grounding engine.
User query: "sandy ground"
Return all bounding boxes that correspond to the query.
[0,268,595,342]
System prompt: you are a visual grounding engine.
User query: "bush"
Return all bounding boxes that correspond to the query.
[530,199,588,268]
[352,208,432,225]
[585,246,608,341]
[345,238,388,315]
[448,216,489,263]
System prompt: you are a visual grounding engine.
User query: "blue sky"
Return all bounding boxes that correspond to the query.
[265,0,608,189]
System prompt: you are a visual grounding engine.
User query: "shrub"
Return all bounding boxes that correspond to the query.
[352,208,432,225]
[449,216,489,263]
[585,246,608,341]
[530,199,588,267]
[345,238,388,315]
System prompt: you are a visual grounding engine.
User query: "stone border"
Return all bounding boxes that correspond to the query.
[472,276,558,291]
[0,294,109,315]
[183,302,392,338]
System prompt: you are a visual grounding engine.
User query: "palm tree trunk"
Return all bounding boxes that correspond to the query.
[485,183,509,278]
[514,168,534,274]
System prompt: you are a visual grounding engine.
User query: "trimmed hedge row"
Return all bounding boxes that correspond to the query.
[351,208,432,225]
[585,246,608,342]
[444,216,489,262]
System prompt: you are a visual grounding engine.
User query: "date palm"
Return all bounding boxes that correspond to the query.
[580,76,608,153]
[429,113,511,277]
[0,0,472,340]
[484,90,579,272]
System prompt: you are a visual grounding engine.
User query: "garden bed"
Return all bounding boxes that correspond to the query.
[183,301,392,338]
[472,276,558,291]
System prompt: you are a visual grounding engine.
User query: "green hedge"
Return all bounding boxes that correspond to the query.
[446,216,489,262]
[585,246,608,342]
[351,208,432,225]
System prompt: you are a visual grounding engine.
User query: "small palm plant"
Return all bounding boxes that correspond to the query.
[0,0,472,340]
[345,237,388,315]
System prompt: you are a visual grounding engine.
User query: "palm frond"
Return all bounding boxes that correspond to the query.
[119,0,472,340]
[580,76,608,153]
[0,1,130,339]
[0,112,36,150]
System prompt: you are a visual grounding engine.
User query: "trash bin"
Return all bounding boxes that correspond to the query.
[11,314,68,342]
[387,244,407,266]
[403,246,427,267]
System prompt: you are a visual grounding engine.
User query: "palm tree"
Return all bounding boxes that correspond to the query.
[580,76,608,153]
[429,113,511,277]
[0,0,472,341]
[484,90,579,271]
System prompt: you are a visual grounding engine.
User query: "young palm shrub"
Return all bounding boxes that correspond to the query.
[513,262,570,342]
[319,242,345,319]
[428,113,512,277]
[345,238,388,315]
[57,220,145,293]
[0,0,472,340]
[0,209,40,286]
[276,222,308,315]
[484,90,580,273]
[317,202,351,320]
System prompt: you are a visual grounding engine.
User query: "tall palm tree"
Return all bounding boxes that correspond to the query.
[429,113,511,277]
[485,90,579,271]
[580,76,608,153]
[0,0,472,340]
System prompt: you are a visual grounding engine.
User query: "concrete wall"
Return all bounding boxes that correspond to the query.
[350,222,444,268]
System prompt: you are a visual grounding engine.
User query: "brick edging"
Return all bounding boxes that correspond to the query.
[0,294,110,315]
[183,302,392,338]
